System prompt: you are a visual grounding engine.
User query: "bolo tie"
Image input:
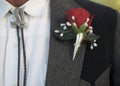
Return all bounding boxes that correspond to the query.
[11,8,27,86]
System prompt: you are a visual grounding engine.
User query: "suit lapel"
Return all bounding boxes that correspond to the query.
[74,0,117,84]
[45,0,87,86]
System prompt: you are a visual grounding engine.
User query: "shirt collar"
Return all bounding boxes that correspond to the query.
[0,0,13,20]
[0,0,50,20]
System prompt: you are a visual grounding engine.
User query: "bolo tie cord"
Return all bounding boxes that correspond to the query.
[11,8,27,86]
[16,26,27,86]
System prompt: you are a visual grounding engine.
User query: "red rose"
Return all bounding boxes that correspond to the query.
[66,8,93,28]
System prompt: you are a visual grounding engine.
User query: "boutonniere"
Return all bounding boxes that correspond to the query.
[54,8,100,60]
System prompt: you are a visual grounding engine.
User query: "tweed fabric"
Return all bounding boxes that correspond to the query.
[45,0,120,86]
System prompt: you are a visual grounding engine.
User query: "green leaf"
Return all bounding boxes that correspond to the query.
[71,24,79,34]
[78,23,87,33]
[60,32,76,40]
[54,27,76,40]
[85,33,100,41]
[54,31,76,40]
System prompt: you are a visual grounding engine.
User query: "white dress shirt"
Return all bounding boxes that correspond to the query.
[0,0,50,86]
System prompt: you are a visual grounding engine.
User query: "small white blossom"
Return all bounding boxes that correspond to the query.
[72,16,75,20]
[60,23,65,27]
[66,22,71,26]
[90,45,94,50]
[94,40,96,42]
[63,26,67,30]
[89,26,93,30]
[54,30,60,33]
[86,18,90,22]
[93,43,98,47]
[89,29,93,33]
[60,33,64,37]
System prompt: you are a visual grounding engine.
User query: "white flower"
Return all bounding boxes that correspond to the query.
[86,18,90,22]
[60,33,64,37]
[90,45,94,50]
[93,43,98,47]
[94,40,96,42]
[63,26,67,30]
[72,16,75,20]
[89,26,93,30]
[54,30,60,33]
[66,22,71,26]
[89,29,93,33]
[60,23,65,27]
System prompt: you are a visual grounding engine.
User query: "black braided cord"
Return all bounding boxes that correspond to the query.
[16,26,27,86]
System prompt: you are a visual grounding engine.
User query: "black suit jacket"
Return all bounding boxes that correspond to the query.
[45,0,120,86]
